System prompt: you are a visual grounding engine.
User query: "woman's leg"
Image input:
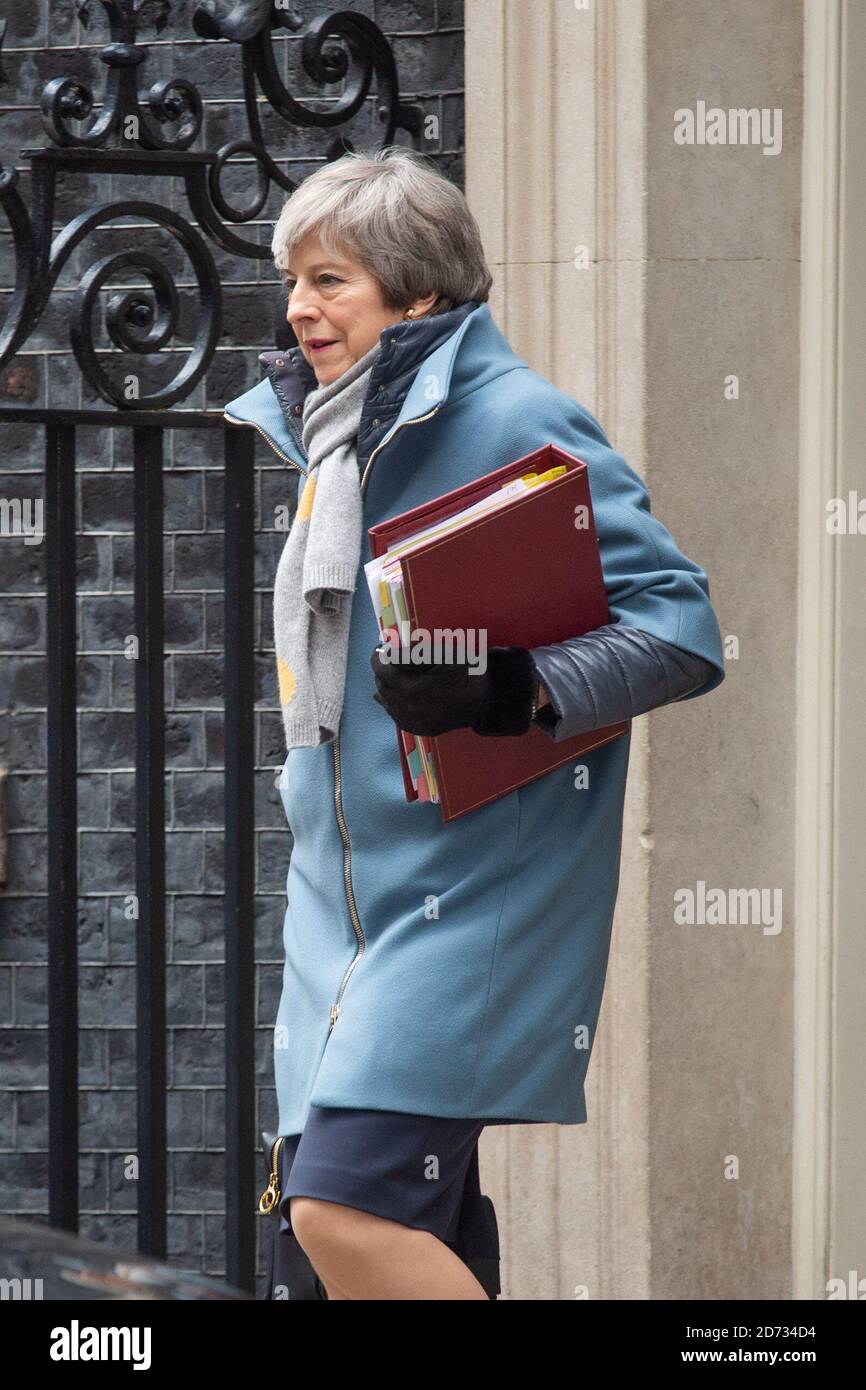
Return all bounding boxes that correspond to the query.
[290,1196,488,1300]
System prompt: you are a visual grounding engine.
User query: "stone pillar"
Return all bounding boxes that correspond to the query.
[466,0,801,1299]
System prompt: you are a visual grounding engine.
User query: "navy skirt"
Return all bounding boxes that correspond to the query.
[270,1105,500,1297]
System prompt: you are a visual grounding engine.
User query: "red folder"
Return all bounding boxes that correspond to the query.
[367,443,628,822]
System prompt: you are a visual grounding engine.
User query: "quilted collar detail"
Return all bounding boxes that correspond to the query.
[256,300,480,424]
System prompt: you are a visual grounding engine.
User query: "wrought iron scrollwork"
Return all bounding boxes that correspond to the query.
[42,1,203,150]
[193,2,415,141]
[0,163,39,369]
[0,1,423,408]
[64,202,221,408]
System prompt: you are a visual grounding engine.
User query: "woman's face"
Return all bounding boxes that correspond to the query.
[283,232,427,386]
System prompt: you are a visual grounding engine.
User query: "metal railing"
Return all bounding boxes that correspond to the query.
[0,0,422,1293]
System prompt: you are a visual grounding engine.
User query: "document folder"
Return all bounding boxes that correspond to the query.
[367,443,629,822]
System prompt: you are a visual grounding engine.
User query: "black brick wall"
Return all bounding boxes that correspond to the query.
[0,0,464,1294]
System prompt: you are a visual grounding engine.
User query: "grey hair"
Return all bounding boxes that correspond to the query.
[270,146,493,315]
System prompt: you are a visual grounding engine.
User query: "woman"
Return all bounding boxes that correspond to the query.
[224,147,725,1301]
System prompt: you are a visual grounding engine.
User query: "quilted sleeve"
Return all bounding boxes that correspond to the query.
[529,624,720,743]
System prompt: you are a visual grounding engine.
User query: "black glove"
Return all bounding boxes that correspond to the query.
[370,642,539,737]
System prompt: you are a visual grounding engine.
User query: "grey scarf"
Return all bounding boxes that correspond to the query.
[273,340,381,748]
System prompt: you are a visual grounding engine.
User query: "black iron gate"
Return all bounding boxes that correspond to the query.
[0,0,434,1293]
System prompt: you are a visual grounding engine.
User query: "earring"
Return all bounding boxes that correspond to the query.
[404,308,416,320]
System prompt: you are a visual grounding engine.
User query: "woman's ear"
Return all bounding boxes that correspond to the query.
[408,290,441,318]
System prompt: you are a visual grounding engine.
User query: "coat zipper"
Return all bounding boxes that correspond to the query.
[258,1134,285,1214]
[226,401,442,1042]
[223,409,308,473]
[230,406,299,1213]
[326,405,441,1032]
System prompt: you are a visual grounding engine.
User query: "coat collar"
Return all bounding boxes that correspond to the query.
[258,299,479,414]
[223,302,526,471]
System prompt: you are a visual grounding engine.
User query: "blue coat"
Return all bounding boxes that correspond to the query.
[224,302,725,1134]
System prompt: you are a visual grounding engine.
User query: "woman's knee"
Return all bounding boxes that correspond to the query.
[290,1195,353,1257]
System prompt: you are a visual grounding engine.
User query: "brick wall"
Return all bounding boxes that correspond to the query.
[0,0,464,1294]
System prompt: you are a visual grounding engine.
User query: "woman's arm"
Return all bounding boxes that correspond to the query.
[372,388,726,741]
[493,383,727,736]
[538,397,726,723]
